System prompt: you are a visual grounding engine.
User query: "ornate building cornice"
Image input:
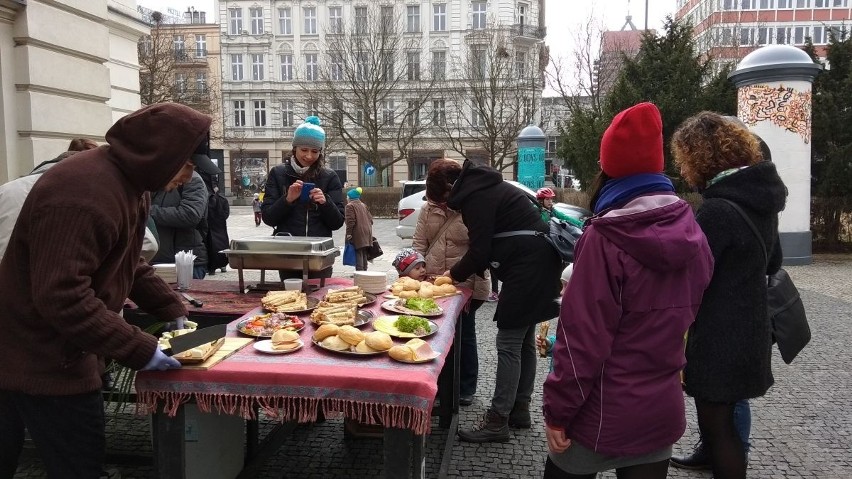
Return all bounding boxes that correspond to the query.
[0,0,25,25]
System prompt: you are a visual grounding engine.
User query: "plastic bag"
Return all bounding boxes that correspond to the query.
[343,242,356,266]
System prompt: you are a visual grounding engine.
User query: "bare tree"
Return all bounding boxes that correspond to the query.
[436,25,541,172]
[298,8,437,186]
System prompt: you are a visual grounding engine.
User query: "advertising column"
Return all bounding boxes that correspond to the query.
[729,45,821,265]
[517,124,546,190]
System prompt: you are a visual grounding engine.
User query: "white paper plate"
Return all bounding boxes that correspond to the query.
[253,339,304,354]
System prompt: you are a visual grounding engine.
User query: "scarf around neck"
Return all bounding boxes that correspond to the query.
[594,173,675,214]
[290,156,310,176]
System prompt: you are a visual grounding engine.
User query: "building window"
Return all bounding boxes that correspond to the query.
[329,6,343,34]
[234,100,246,126]
[357,52,369,80]
[383,100,395,126]
[407,101,420,126]
[777,0,791,7]
[253,100,266,127]
[250,7,264,35]
[194,35,206,58]
[305,53,318,81]
[515,51,526,77]
[231,54,244,81]
[196,72,207,93]
[759,0,775,8]
[229,8,243,35]
[330,52,344,81]
[381,52,394,81]
[432,99,446,126]
[174,72,187,94]
[280,54,293,81]
[775,26,791,44]
[252,54,264,81]
[740,0,756,8]
[812,25,825,43]
[472,2,487,29]
[518,3,528,25]
[433,4,446,31]
[794,26,808,44]
[281,100,294,127]
[307,99,319,117]
[173,35,185,60]
[432,51,446,80]
[407,51,420,80]
[723,0,736,9]
[279,8,292,35]
[407,6,420,32]
[758,27,770,44]
[795,0,810,7]
[471,47,487,77]
[471,107,484,127]
[304,7,317,34]
[355,6,368,35]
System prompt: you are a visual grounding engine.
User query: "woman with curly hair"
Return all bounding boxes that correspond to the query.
[671,112,787,479]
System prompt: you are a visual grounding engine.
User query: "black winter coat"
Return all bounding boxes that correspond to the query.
[684,161,787,402]
[150,172,208,267]
[205,192,230,270]
[261,159,345,237]
[447,161,562,329]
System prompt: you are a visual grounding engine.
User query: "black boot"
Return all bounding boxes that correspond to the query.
[508,401,531,428]
[458,409,510,443]
[670,440,711,470]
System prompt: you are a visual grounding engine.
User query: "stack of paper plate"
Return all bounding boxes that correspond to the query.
[153,263,177,283]
[353,271,388,294]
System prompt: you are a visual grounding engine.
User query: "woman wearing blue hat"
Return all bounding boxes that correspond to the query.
[260,116,345,278]
[344,187,373,271]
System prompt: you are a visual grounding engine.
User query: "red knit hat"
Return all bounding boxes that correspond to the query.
[599,102,664,178]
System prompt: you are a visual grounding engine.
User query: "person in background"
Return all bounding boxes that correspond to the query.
[670,116,769,472]
[392,247,427,281]
[0,138,98,260]
[414,159,491,407]
[0,102,208,478]
[542,102,714,479]
[252,193,262,226]
[444,160,563,443]
[535,187,584,228]
[150,151,220,279]
[261,116,344,280]
[536,264,574,371]
[671,111,786,479]
[344,187,373,271]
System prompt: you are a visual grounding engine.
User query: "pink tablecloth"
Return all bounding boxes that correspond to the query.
[135,283,471,435]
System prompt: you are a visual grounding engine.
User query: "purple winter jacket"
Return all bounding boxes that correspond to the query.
[542,194,713,456]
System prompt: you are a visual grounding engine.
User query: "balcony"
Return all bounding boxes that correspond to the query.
[510,24,546,40]
[174,49,208,63]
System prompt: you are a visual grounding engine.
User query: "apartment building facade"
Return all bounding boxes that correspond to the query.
[217,0,546,198]
[676,0,851,63]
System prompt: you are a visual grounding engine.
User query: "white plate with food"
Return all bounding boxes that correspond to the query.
[264,296,320,314]
[388,338,440,363]
[253,338,304,354]
[372,315,439,339]
[323,287,377,307]
[311,338,386,356]
[380,298,443,317]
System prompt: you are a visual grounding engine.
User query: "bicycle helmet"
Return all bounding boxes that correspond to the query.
[536,187,556,200]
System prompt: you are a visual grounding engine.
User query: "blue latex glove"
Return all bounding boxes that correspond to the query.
[142,348,181,371]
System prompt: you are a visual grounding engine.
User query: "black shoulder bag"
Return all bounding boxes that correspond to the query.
[720,199,810,364]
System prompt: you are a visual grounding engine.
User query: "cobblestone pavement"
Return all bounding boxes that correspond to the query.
[14,207,852,478]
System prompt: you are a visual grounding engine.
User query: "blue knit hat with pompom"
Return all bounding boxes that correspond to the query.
[293,116,326,149]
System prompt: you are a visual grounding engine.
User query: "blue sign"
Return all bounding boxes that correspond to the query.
[517,146,545,190]
[364,163,376,176]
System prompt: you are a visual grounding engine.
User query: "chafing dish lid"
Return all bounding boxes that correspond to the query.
[228,236,335,254]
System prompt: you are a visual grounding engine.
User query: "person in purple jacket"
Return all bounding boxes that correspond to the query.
[542,102,715,479]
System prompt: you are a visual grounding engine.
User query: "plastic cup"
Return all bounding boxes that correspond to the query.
[283,278,303,291]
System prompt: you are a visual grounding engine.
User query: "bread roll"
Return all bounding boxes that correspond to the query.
[402,278,421,291]
[437,283,457,295]
[364,331,392,351]
[388,345,416,361]
[271,329,300,344]
[320,335,350,351]
[338,325,365,346]
[391,284,405,295]
[354,340,378,353]
[398,290,418,299]
[272,339,301,351]
[313,323,340,341]
[418,284,434,298]
[434,276,453,286]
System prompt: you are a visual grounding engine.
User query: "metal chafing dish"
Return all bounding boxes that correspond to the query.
[223,236,340,293]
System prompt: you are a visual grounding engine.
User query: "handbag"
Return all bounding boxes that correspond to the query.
[366,237,383,260]
[343,242,356,266]
[721,199,810,364]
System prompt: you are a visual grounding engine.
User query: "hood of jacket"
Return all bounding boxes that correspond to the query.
[702,161,787,215]
[446,161,504,209]
[104,102,211,193]
[588,194,707,272]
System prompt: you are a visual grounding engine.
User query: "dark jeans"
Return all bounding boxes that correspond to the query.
[492,324,537,415]
[0,389,105,479]
[355,247,369,271]
[543,457,669,479]
[192,265,207,279]
[459,299,484,398]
